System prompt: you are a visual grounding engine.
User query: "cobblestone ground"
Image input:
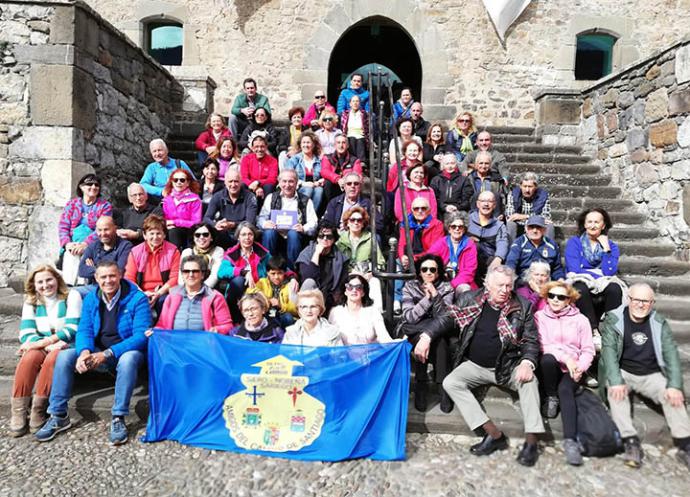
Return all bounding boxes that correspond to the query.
[0,418,688,497]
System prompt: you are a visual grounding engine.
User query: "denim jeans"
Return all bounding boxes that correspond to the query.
[261,229,304,269]
[298,185,324,213]
[47,347,145,417]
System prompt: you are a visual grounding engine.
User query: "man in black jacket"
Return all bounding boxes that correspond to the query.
[442,265,544,466]
[203,169,258,248]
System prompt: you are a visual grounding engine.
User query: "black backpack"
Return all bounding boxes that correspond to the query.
[575,388,623,457]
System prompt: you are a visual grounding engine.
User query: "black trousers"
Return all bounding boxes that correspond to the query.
[402,315,455,385]
[348,137,367,162]
[540,354,578,439]
[572,281,622,329]
[168,227,191,251]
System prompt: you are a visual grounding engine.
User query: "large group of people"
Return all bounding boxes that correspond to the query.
[7,77,690,472]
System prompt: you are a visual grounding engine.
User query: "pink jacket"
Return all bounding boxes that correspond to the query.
[302,102,336,127]
[162,190,202,228]
[535,305,595,373]
[155,286,233,334]
[195,128,232,152]
[393,185,437,221]
[425,236,478,290]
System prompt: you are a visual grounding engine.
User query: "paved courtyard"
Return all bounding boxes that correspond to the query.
[0,417,688,497]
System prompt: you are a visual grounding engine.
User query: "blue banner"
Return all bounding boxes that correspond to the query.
[143,330,412,461]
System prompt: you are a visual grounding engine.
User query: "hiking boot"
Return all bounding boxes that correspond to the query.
[563,438,583,466]
[542,396,560,419]
[622,437,643,468]
[110,416,128,446]
[35,414,72,442]
[29,395,49,434]
[9,397,30,438]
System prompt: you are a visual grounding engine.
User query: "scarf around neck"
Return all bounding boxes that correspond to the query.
[449,289,520,345]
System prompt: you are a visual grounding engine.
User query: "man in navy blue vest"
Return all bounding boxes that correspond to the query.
[36,261,151,445]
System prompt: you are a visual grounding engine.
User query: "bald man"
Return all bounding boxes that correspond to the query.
[600,283,690,470]
[461,131,508,183]
[76,216,133,296]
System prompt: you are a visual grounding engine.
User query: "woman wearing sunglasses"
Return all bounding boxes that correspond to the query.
[154,255,233,334]
[315,110,342,156]
[535,280,595,465]
[179,223,224,289]
[328,274,391,345]
[446,112,477,162]
[161,169,202,250]
[399,254,455,412]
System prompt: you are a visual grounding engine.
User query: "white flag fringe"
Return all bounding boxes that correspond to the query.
[482,0,532,42]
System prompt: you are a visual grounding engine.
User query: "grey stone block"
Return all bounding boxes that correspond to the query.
[537,98,582,125]
[74,6,99,58]
[626,128,648,150]
[13,44,74,65]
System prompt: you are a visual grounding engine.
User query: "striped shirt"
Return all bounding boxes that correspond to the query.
[19,291,82,344]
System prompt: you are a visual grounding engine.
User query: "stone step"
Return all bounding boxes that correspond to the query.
[549,185,621,197]
[491,134,537,144]
[613,241,676,258]
[550,210,646,225]
[559,225,659,241]
[550,197,635,211]
[618,256,690,278]
[494,144,582,155]
[651,296,690,324]
[485,126,535,136]
[508,163,602,175]
[0,289,22,316]
[504,153,592,164]
[623,275,690,297]
[537,174,612,187]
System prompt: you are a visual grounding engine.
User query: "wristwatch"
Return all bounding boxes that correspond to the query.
[103,349,114,359]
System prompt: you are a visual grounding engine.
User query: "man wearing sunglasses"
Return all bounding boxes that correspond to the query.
[600,283,690,470]
[295,222,348,312]
[322,172,380,231]
[303,91,335,130]
[505,215,564,281]
[444,265,544,466]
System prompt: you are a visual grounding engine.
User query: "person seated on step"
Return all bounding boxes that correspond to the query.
[564,207,623,350]
[278,106,306,171]
[423,123,450,178]
[210,137,240,181]
[505,214,564,283]
[245,255,299,329]
[140,138,194,205]
[217,222,270,323]
[322,172,377,232]
[600,283,690,471]
[123,214,180,314]
[198,158,224,215]
[314,109,343,158]
[35,261,152,446]
[410,102,431,141]
[386,139,425,197]
[467,191,509,287]
[303,90,336,131]
[461,130,509,184]
[154,254,233,334]
[9,265,80,438]
[58,173,113,287]
[296,221,348,314]
[340,95,370,165]
[388,118,423,166]
[424,211,478,299]
[113,183,163,246]
[237,108,280,157]
[400,254,456,413]
[320,135,363,204]
[394,197,445,313]
[229,293,285,343]
[535,280,595,466]
[430,153,472,217]
[515,261,551,312]
[240,134,279,203]
[178,223,224,290]
[286,131,326,213]
[76,216,133,298]
[194,113,232,167]
[443,265,545,466]
[228,77,272,138]
[446,111,477,163]
[505,172,555,242]
[258,169,318,270]
[161,168,202,250]
[393,163,438,222]
[392,87,415,122]
[336,72,370,115]
[203,168,258,249]
[282,289,343,346]
[467,151,507,216]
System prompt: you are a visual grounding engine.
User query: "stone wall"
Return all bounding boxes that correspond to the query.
[0,0,186,285]
[81,0,690,126]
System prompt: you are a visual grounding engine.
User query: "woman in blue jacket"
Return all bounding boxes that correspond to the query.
[286,131,324,212]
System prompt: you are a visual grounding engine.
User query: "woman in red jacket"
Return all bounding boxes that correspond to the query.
[195,113,232,166]
[240,135,278,202]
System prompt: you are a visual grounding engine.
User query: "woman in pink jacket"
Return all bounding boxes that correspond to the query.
[393,163,437,222]
[162,169,202,250]
[535,280,595,466]
[425,211,477,296]
[154,255,233,334]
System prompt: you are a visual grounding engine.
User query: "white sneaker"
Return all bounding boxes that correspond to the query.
[592,330,602,352]
[393,301,402,315]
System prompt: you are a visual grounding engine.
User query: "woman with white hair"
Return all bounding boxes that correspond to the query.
[140,138,195,203]
[283,289,342,346]
[516,261,551,312]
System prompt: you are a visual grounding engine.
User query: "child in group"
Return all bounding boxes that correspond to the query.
[247,255,299,327]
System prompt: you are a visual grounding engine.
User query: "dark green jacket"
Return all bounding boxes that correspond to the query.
[599,306,684,398]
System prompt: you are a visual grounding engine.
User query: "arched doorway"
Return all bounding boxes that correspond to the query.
[327,16,422,110]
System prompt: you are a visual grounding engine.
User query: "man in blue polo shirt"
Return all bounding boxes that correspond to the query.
[505,215,564,281]
[140,138,194,203]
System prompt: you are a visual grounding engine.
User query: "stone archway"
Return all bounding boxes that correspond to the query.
[298,0,455,121]
[326,16,422,108]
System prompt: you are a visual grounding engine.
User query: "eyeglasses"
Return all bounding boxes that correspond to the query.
[242,305,262,314]
[547,292,568,302]
[345,181,360,186]
[348,217,363,224]
[345,283,364,292]
[412,206,428,212]
[318,233,335,240]
[172,177,188,183]
[194,232,211,238]
[449,224,465,230]
[630,297,654,305]
[182,269,202,275]
[299,304,320,311]
[458,119,471,123]
[420,266,438,274]
[83,182,100,187]
[315,95,325,99]
[323,117,334,122]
